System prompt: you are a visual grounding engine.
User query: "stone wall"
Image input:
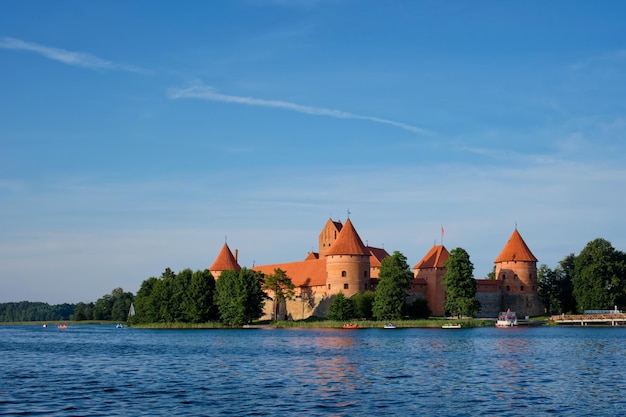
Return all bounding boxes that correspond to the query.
[476,291,502,318]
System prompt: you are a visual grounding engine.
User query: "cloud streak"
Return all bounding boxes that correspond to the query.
[168,82,430,135]
[0,37,146,73]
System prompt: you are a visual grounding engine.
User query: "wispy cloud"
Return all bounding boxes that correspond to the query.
[168,82,430,135]
[0,37,146,73]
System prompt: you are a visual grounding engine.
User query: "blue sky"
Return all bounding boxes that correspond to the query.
[2,1,626,304]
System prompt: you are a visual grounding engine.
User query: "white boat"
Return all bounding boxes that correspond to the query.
[442,323,462,329]
[383,323,397,329]
[496,310,518,327]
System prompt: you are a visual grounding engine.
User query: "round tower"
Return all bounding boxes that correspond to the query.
[494,228,544,316]
[325,219,370,297]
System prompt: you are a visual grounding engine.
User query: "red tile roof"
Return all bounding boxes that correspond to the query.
[325,218,370,256]
[253,258,327,287]
[413,245,450,269]
[494,229,538,263]
[304,252,319,261]
[209,243,241,271]
[368,246,390,267]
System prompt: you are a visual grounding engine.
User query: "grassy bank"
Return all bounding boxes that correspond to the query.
[129,317,495,329]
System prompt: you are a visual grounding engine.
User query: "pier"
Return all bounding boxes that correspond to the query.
[551,313,626,326]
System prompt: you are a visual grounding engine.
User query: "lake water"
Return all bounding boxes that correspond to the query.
[1,324,625,416]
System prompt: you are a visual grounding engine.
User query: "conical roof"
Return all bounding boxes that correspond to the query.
[209,243,241,271]
[494,229,537,263]
[413,245,449,269]
[325,218,369,256]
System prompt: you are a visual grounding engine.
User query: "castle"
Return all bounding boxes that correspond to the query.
[209,218,545,319]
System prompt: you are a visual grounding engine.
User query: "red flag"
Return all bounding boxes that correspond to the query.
[441,225,444,244]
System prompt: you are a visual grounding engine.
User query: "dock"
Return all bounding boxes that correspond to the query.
[551,313,626,326]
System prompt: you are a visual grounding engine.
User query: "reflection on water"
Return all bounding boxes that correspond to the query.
[1,325,626,416]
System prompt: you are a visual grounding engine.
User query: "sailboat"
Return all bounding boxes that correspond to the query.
[117,303,135,328]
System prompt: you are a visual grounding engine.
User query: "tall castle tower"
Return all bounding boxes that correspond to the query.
[318,218,343,258]
[494,228,544,316]
[325,218,370,297]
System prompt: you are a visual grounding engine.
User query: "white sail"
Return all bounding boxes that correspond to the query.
[128,303,136,317]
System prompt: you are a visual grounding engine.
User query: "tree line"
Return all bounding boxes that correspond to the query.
[538,238,626,314]
[0,301,75,322]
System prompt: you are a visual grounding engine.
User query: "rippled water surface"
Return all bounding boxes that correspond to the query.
[1,325,625,416]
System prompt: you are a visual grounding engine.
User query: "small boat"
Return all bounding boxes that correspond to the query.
[342,323,359,329]
[496,309,518,327]
[116,323,124,328]
[42,324,47,328]
[383,323,397,329]
[57,324,68,329]
[442,323,462,329]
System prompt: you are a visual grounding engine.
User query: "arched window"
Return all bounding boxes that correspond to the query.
[344,283,349,290]
[341,271,347,277]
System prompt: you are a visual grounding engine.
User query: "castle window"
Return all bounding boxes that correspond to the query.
[521,285,524,291]
[502,273,506,279]
[341,271,347,277]
[506,285,510,291]
[363,271,368,278]
[344,283,349,290]
[514,274,518,280]
[328,284,331,290]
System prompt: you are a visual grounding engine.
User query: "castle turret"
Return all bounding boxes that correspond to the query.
[318,218,343,258]
[209,243,241,279]
[494,228,544,316]
[413,245,449,316]
[325,218,370,297]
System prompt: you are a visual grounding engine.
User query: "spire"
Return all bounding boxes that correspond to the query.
[325,218,369,256]
[494,229,537,263]
[209,243,241,271]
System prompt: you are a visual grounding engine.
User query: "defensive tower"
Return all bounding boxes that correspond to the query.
[325,218,370,297]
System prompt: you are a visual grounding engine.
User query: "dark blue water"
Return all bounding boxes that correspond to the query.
[1,325,625,416]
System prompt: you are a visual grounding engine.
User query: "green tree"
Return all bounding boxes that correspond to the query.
[443,247,481,318]
[111,289,134,322]
[555,254,577,314]
[573,238,626,311]
[93,294,113,320]
[328,292,355,321]
[261,268,295,321]
[184,270,216,323]
[538,264,558,314]
[351,291,375,319]
[373,251,413,320]
[215,268,265,326]
[133,276,160,323]
[406,297,431,319]
[74,302,88,321]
